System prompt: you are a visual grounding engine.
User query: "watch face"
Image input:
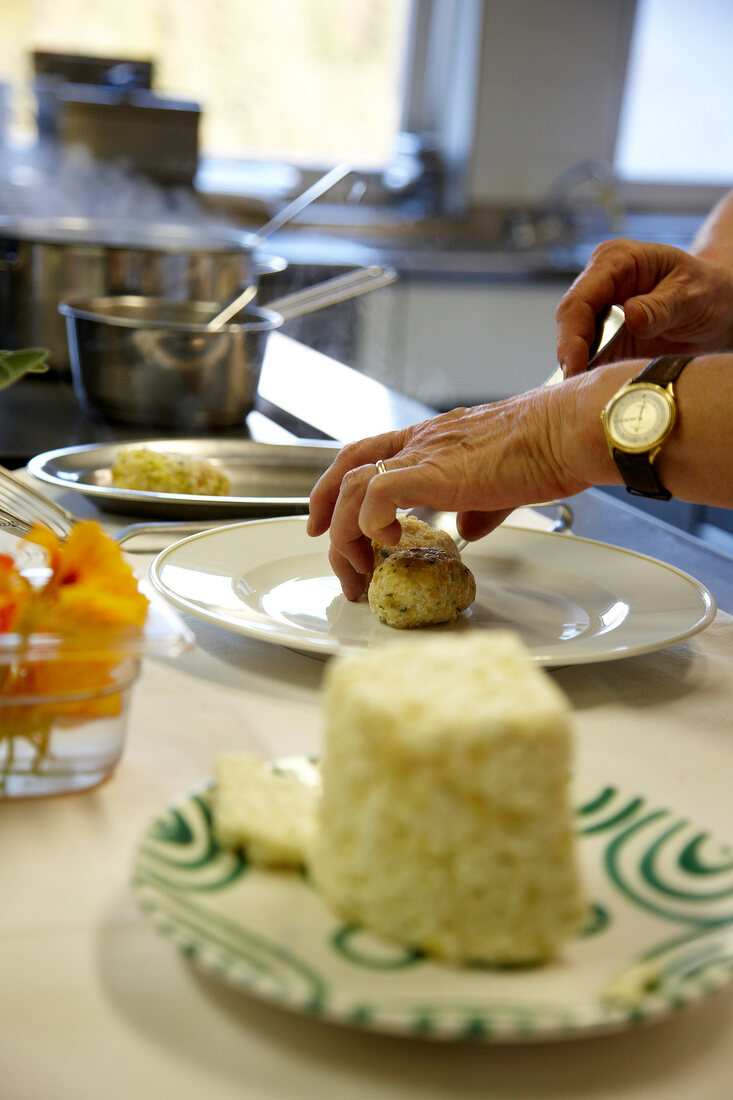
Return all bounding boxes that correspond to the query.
[605,384,675,453]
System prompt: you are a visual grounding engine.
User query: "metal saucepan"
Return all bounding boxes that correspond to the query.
[59,265,397,429]
[0,164,353,371]
[0,217,285,371]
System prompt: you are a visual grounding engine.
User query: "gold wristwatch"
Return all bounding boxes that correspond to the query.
[601,354,695,500]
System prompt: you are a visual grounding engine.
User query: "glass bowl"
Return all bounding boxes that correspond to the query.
[1,529,193,799]
[0,650,140,798]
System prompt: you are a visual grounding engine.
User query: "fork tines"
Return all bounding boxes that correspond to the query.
[0,465,74,539]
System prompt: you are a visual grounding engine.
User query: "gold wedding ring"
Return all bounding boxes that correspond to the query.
[375,459,387,475]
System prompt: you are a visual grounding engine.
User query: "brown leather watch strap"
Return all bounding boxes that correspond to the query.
[636,354,695,387]
[612,447,671,499]
[613,354,695,500]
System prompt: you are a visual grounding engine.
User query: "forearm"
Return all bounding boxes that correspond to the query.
[310,353,733,598]
[656,354,733,505]
[690,192,733,271]
[563,353,733,508]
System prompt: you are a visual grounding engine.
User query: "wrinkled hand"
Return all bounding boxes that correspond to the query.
[308,390,587,600]
[556,239,733,377]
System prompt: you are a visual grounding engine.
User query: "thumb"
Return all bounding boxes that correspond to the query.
[624,294,672,336]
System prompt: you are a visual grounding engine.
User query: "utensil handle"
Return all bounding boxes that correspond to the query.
[268,265,397,321]
[544,303,626,387]
[114,520,229,549]
[255,163,352,242]
[205,283,258,331]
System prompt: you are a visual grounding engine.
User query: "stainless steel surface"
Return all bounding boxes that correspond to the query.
[267,265,397,321]
[407,501,573,551]
[59,265,397,429]
[204,164,353,331]
[27,438,340,519]
[111,520,232,549]
[205,283,258,330]
[56,90,201,186]
[544,303,627,387]
[0,168,350,372]
[206,264,395,330]
[253,163,351,243]
[61,296,276,429]
[590,302,627,361]
[0,216,286,372]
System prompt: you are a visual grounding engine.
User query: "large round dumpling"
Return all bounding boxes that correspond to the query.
[368,546,476,628]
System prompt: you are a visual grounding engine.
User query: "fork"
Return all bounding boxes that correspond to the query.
[0,464,214,549]
[0,463,78,540]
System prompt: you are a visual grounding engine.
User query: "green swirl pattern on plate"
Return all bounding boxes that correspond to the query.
[132,764,733,1042]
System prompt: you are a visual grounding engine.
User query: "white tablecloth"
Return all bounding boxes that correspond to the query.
[2,487,733,1100]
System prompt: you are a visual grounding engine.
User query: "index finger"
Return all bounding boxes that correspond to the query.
[556,258,624,376]
[307,430,404,536]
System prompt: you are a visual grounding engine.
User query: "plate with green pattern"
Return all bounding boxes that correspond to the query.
[132,759,733,1042]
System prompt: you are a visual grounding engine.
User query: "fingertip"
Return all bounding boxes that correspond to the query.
[342,579,367,602]
[328,543,371,600]
[555,333,590,378]
[308,485,340,537]
[306,510,324,537]
[556,353,580,378]
[337,562,368,601]
[553,343,568,376]
[306,512,323,537]
[456,508,509,542]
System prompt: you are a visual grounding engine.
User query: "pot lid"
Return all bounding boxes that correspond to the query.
[0,216,259,252]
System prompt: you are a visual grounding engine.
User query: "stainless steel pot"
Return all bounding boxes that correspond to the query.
[59,265,397,429]
[63,296,278,430]
[0,216,285,372]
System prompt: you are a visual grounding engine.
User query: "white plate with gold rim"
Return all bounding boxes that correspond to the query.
[149,516,715,665]
[132,758,733,1042]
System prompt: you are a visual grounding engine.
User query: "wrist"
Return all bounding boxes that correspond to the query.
[556,362,649,492]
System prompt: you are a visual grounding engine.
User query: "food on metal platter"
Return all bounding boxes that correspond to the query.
[111,447,230,496]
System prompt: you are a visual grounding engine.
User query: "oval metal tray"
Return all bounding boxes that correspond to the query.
[27,438,340,519]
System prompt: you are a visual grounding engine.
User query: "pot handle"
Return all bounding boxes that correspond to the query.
[268,265,397,322]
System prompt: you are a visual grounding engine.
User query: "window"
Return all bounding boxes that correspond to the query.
[615,0,733,185]
[0,0,412,168]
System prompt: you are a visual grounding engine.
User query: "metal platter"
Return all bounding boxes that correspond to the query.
[27,438,340,519]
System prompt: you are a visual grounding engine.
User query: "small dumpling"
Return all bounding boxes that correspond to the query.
[371,516,460,573]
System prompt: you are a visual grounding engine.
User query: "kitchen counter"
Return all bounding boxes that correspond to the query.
[217,207,706,280]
